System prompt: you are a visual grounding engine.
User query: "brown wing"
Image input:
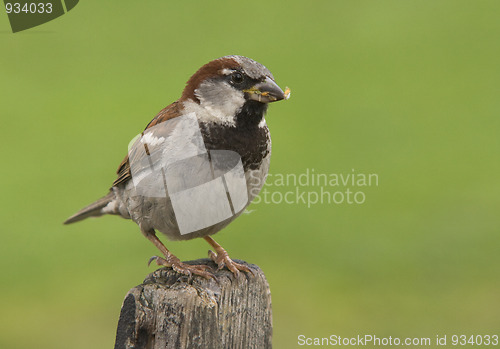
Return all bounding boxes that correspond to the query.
[113,101,183,187]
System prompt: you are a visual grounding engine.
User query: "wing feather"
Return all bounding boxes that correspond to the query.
[113,101,183,187]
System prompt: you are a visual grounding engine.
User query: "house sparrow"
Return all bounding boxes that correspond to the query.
[64,55,288,278]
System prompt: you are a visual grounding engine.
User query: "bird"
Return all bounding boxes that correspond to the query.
[64,55,289,278]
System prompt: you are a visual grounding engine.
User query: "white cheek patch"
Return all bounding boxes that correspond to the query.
[183,99,237,127]
[189,80,246,127]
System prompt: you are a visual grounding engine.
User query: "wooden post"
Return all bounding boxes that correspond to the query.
[114,258,272,349]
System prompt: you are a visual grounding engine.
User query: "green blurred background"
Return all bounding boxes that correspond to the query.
[1,1,499,348]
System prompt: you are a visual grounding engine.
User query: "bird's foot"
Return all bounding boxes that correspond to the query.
[148,255,214,279]
[208,249,254,277]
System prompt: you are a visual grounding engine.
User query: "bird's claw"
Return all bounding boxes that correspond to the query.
[208,249,254,277]
[148,255,215,279]
[148,255,161,267]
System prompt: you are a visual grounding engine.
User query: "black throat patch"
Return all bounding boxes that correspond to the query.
[199,101,270,171]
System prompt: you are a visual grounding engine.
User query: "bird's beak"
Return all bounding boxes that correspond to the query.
[243,77,289,103]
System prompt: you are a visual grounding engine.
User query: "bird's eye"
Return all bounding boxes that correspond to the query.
[231,72,244,84]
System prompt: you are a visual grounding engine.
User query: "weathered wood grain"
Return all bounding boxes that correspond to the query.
[114,259,272,349]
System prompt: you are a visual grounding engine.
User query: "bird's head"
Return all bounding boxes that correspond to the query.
[181,55,288,127]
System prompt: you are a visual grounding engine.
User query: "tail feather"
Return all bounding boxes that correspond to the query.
[64,191,115,224]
